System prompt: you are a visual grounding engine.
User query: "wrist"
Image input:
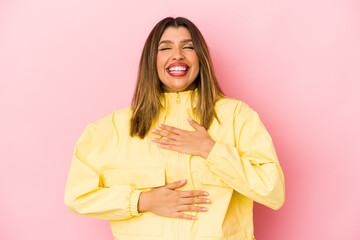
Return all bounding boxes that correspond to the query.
[138,191,150,213]
[201,139,215,159]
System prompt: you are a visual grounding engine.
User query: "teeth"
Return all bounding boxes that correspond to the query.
[168,66,188,72]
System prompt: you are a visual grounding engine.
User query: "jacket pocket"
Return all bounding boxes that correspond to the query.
[102,167,166,237]
[196,168,234,238]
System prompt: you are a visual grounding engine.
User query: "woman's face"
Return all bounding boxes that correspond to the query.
[157,26,200,93]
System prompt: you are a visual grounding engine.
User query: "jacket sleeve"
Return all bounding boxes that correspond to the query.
[64,122,143,220]
[204,102,285,210]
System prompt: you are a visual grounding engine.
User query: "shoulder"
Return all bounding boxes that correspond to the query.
[81,105,132,141]
[90,105,131,127]
[215,96,255,118]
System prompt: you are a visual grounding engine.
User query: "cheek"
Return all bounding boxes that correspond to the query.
[156,57,160,69]
[157,54,166,67]
[189,54,199,66]
[191,58,200,71]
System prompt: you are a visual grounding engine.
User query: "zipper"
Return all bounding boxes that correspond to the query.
[176,92,180,104]
[176,92,183,240]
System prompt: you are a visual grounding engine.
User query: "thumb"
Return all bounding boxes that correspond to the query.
[166,179,187,189]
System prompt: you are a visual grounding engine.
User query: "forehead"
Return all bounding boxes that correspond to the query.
[159,26,192,43]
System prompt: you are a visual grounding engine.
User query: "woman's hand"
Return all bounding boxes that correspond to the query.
[138,179,211,220]
[151,117,215,159]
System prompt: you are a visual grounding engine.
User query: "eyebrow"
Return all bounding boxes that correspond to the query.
[158,39,193,46]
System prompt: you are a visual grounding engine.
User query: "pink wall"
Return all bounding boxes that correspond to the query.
[1,0,359,239]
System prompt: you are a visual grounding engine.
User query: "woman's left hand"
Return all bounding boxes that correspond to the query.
[151,117,215,159]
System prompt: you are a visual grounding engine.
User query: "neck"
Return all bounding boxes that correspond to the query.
[161,82,197,93]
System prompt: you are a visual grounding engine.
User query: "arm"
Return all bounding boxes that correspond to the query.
[64,122,143,220]
[204,102,285,210]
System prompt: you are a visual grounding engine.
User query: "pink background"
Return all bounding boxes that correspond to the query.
[1,0,359,239]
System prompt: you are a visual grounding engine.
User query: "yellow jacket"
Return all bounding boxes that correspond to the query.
[64,88,285,240]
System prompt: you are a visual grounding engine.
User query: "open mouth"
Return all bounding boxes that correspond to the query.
[166,66,189,73]
[166,66,190,77]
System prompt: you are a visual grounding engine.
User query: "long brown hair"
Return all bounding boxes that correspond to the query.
[130,16,225,139]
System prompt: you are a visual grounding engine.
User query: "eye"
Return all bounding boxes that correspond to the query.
[159,46,194,51]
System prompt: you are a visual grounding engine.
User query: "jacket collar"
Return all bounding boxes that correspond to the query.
[160,87,198,110]
[154,88,198,129]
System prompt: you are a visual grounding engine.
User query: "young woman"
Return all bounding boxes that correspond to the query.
[64,16,285,240]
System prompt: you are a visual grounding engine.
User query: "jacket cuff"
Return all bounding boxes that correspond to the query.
[129,189,143,216]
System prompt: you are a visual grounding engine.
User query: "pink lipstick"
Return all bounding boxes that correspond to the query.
[166,62,190,77]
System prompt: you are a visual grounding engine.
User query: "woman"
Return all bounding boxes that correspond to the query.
[64,16,285,240]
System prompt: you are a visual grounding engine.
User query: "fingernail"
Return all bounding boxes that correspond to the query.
[205,199,211,203]
[187,117,192,121]
[158,124,163,127]
[202,207,208,211]
[203,192,209,196]
[151,129,156,132]
[180,179,186,184]
[192,216,197,220]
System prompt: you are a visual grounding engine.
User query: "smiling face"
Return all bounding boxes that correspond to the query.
[157,26,200,93]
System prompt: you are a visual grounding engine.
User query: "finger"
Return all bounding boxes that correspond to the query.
[177,205,208,212]
[158,124,183,135]
[151,129,179,140]
[181,197,211,205]
[151,137,178,145]
[156,143,182,153]
[173,212,197,220]
[178,190,209,197]
[166,179,187,189]
[187,117,204,131]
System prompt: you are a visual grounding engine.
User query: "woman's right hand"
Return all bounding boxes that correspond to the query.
[138,179,211,220]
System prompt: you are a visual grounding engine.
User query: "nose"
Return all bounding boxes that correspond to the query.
[171,46,185,60]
